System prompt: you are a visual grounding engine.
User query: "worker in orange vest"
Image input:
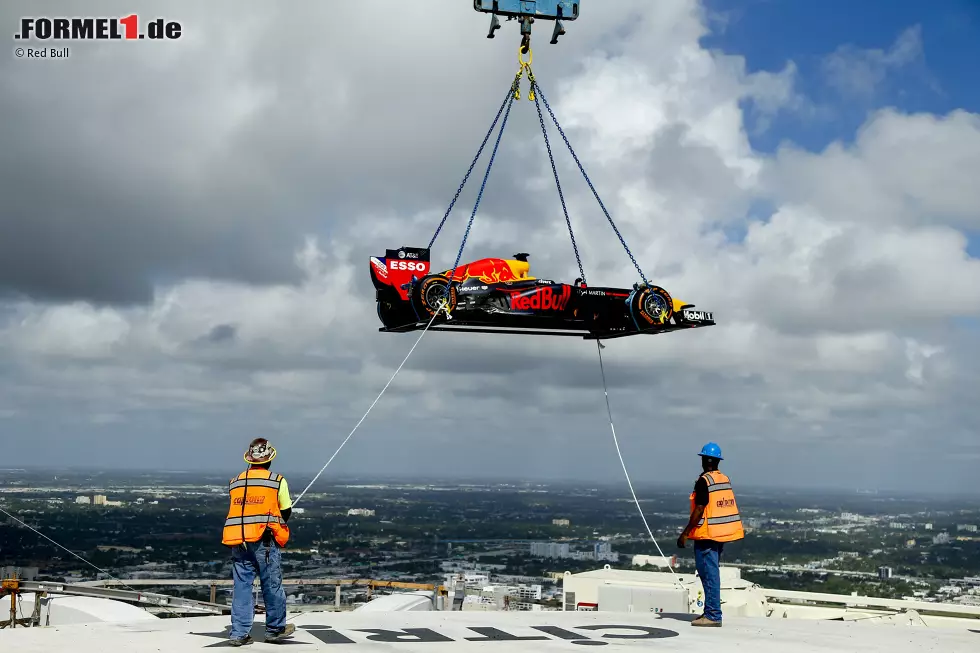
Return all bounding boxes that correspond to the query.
[222,438,296,646]
[677,442,744,627]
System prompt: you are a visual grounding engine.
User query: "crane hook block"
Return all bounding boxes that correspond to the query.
[475,1,579,44]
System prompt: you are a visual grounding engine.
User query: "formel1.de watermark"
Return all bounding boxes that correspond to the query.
[12,14,182,60]
[14,15,182,41]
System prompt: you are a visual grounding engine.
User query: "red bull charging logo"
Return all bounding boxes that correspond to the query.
[444,258,521,284]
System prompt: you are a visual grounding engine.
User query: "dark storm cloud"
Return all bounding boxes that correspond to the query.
[0,0,649,306]
[204,324,236,344]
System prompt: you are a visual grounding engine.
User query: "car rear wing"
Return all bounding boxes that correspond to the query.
[370,246,431,301]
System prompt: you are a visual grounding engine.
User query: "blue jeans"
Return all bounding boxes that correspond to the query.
[694,539,724,622]
[230,539,287,638]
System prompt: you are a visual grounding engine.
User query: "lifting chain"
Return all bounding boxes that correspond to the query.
[526,63,585,284]
[440,69,520,303]
[430,46,650,301]
[530,75,651,288]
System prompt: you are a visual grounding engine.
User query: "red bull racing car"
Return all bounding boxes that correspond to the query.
[369,246,715,339]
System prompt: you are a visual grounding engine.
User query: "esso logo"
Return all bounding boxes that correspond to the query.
[389,260,427,272]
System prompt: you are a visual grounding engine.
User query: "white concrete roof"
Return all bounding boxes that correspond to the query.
[15,592,158,624]
[352,591,435,612]
[1,609,977,651]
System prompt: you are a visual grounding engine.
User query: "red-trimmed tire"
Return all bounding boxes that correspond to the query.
[411,274,456,318]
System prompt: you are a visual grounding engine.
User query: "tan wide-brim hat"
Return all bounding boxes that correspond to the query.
[244,438,277,464]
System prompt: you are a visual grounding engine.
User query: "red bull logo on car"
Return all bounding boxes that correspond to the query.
[443,257,526,284]
[507,285,571,312]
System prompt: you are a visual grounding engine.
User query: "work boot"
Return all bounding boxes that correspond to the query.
[691,615,721,627]
[264,623,296,643]
[228,633,253,646]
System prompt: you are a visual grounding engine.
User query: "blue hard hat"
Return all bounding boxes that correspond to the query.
[698,442,723,460]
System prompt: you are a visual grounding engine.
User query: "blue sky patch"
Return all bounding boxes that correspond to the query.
[702,0,980,153]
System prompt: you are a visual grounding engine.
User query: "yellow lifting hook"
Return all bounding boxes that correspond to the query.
[514,46,535,101]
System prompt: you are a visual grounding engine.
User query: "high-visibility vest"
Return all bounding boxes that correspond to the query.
[688,470,744,542]
[221,468,290,547]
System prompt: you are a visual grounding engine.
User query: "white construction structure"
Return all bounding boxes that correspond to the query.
[2,565,979,650]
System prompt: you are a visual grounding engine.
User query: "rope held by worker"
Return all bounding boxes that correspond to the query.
[292,300,451,507]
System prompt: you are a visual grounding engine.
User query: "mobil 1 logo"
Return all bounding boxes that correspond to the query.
[682,309,713,322]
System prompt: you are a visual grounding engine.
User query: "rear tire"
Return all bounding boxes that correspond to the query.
[377,288,413,329]
[631,285,673,327]
[411,274,456,318]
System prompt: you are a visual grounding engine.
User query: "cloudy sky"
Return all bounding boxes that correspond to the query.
[1,0,978,494]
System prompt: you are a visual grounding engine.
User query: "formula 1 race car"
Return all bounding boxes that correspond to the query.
[369,246,715,340]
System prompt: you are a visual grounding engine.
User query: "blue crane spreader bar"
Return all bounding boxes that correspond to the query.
[474,0,580,46]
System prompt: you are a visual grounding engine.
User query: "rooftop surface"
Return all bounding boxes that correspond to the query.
[2,609,978,651]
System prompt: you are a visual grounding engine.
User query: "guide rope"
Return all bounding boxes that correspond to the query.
[295,64,526,503]
[594,342,683,586]
[0,505,183,616]
[292,299,451,507]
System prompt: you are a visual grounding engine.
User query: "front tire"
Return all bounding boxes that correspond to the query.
[631,285,673,327]
[411,274,457,318]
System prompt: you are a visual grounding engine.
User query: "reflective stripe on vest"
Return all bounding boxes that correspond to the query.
[221,468,290,547]
[229,478,281,490]
[688,470,744,542]
[224,515,286,527]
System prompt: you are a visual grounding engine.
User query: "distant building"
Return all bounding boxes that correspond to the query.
[514,584,542,601]
[924,523,933,530]
[347,508,375,516]
[93,495,107,506]
[957,524,978,533]
[75,496,90,504]
[445,572,490,589]
[878,566,893,580]
[136,498,145,505]
[530,542,569,558]
[97,545,141,554]
[632,554,677,569]
[591,542,618,562]
[552,518,570,527]
[2,566,39,581]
